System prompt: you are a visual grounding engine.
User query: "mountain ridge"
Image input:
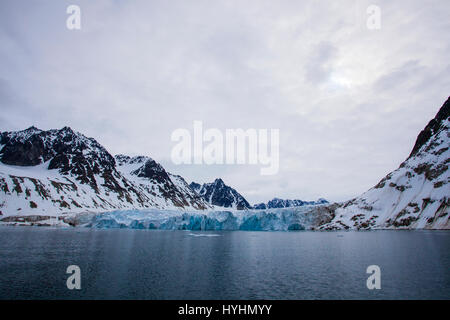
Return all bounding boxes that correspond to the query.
[0,127,212,216]
[189,178,252,210]
[253,197,329,209]
[0,97,448,229]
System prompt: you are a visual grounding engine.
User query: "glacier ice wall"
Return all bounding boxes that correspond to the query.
[86,206,325,231]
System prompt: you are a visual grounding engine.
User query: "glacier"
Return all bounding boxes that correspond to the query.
[84,206,327,231]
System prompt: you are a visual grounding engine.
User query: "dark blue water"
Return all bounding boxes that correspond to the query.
[0,227,449,299]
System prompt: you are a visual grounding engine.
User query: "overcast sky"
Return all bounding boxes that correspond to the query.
[0,0,449,204]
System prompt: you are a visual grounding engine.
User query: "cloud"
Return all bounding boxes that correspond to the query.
[0,0,449,204]
[304,42,338,85]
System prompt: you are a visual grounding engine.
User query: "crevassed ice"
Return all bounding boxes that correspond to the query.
[87,207,319,231]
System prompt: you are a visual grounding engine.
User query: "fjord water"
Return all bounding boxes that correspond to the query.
[0,227,449,299]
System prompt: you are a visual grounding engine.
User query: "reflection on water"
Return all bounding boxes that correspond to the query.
[0,227,449,299]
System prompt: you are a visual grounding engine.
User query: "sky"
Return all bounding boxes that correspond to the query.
[0,0,449,204]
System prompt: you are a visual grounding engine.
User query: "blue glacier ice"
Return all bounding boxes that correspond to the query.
[85,206,324,231]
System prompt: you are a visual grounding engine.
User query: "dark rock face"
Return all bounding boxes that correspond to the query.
[0,126,117,192]
[252,203,267,210]
[0,127,212,211]
[117,156,210,210]
[190,178,251,210]
[408,96,449,158]
[0,127,47,166]
[115,154,147,166]
[132,159,169,184]
[189,182,202,193]
[253,198,328,209]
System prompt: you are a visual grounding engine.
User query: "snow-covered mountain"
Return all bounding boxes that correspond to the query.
[0,127,210,219]
[320,97,449,230]
[1,96,448,230]
[114,154,211,210]
[253,197,329,209]
[190,178,252,210]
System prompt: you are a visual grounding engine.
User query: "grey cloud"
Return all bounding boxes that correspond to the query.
[374,60,426,92]
[0,0,449,204]
[304,42,338,85]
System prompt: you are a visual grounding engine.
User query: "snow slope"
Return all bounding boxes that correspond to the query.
[320,97,449,230]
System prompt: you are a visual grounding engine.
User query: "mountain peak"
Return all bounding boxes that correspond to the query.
[190,178,251,210]
[253,197,328,209]
[115,154,152,166]
[60,126,74,133]
[214,178,225,186]
[25,125,41,131]
[320,97,449,230]
[0,126,116,190]
[408,96,449,159]
[0,127,212,213]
